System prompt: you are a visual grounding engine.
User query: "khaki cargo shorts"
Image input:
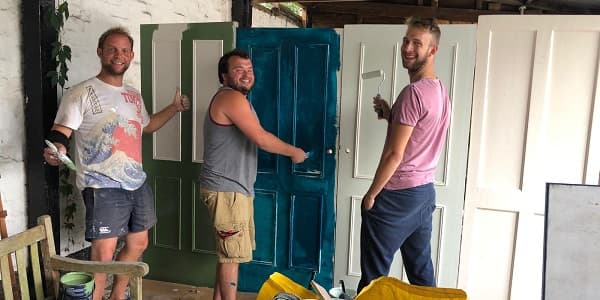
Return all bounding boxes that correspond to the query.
[200,189,256,263]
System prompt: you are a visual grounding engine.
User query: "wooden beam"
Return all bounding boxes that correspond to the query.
[232,0,253,28]
[254,3,305,27]
[487,2,503,10]
[22,0,61,250]
[255,0,369,3]
[255,0,600,14]
[525,0,600,12]
[310,12,409,27]
[476,0,484,10]
[490,0,600,12]
[307,2,517,23]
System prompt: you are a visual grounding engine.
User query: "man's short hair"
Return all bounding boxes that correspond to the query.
[406,17,441,45]
[97,27,134,50]
[218,49,251,84]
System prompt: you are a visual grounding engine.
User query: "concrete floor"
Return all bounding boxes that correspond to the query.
[142,279,257,300]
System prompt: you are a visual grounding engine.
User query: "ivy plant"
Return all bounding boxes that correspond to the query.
[46,1,71,88]
[47,0,79,252]
[60,167,78,251]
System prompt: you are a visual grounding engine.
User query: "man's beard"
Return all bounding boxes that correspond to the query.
[102,62,129,76]
[227,80,253,95]
[402,56,427,73]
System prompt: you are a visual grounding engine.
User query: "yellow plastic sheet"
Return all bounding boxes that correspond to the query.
[257,272,318,300]
[355,277,467,300]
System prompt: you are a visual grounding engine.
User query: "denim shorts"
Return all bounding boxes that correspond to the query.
[81,182,157,241]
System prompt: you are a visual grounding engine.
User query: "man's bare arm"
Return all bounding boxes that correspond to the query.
[144,88,190,133]
[43,124,73,165]
[216,91,306,163]
[363,123,414,209]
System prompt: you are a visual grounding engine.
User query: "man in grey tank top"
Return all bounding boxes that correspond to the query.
[199,49,306,300]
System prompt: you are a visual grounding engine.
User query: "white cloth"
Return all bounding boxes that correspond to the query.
[55,77,150,190]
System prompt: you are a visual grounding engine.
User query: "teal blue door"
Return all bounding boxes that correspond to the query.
[236,28,340,291]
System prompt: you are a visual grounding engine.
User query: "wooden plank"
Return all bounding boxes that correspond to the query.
[130,275,142,300]
[1,254,14,300]
[310,13,408,27]
[0,194,18,299]
[31,242,45,300]
[0,194,9,238]
[306,2,517,23]
[39,215,60,297]
[23,0,61,244]
[0,225,45,255]
[233,0,252,27]
[16,247,30,300]
[49,256,149,277]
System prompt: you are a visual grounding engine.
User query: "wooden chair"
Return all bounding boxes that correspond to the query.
[0,215,149,300]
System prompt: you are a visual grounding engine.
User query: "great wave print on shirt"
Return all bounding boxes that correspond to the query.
[81,110,146,190]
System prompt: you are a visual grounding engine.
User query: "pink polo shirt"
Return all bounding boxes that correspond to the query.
[384,78,450,190]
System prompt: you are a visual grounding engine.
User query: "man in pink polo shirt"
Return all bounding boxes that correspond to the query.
[358,17,450,293]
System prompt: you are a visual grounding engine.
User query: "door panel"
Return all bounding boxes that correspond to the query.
[141,22,235,286]
[236,28,340,291]
[460,16,600,299]
[335,24,476,289]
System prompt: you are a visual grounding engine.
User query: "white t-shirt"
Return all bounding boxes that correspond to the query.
[55,77,150,191]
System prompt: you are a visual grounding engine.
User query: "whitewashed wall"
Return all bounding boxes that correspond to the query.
[0,0,27,238]
[58,0,295,255]
[61,0,232,93]
[0,0,297,256]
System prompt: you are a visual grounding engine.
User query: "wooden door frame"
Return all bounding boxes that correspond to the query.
[22,0,61,248]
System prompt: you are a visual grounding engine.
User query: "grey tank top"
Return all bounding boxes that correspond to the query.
[198,87,258,196]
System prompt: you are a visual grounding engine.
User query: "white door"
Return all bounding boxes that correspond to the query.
[459,16,600,300]
[335,24,476,290]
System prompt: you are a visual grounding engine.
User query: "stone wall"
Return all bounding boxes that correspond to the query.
[0,0,27,237]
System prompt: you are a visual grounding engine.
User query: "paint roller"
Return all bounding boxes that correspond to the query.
[361,69,386,118]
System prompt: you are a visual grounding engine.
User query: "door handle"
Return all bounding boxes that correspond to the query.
[326,149,334,155]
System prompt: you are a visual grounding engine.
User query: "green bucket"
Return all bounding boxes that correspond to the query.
[60,272,94,299]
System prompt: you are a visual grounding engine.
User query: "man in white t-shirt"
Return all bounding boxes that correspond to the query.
[43,27,189,300]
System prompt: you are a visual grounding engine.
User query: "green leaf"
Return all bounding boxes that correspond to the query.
[59,183,73,196]
[51,46,60,59]
[46,70,57,78]
[62,2,70,20]
[58,2,67,13]
[63,46,72,60]
[60,63,68,75]
[49,12,60,30]
[65,202,77,214]
[50,75,58,87]
[60,167,71,178]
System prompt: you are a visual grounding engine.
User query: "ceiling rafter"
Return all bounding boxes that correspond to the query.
[304,2,517,23]
[252,0,600,28]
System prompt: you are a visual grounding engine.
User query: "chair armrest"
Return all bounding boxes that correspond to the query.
[47,255,149,277]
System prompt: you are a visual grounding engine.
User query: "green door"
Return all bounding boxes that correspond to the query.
[141,25,340,292]
[236,28,340,291]
[140,22,235,286]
